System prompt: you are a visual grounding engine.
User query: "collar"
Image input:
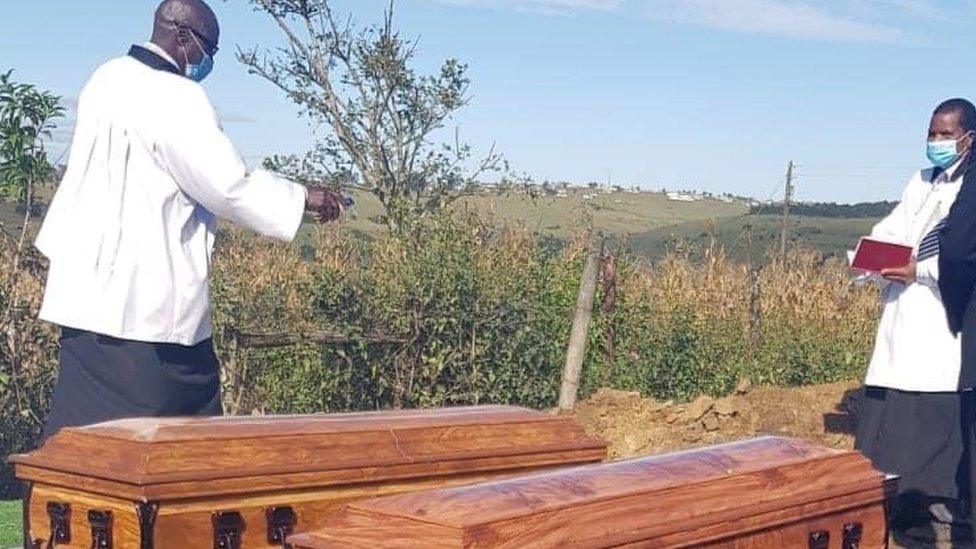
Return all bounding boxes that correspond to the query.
[128,44,181,76]
[931,153,969,183]
[944,153,969,182]
[143,42,180,70]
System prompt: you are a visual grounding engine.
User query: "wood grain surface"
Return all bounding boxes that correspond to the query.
[26,463,593,548]
[15,406,608,548]
[27,485,142,549]
[151,465,562,549]
[12,406,606,501]
[290,437,891,548]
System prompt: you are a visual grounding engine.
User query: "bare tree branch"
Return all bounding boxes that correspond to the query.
[239,0,512,232]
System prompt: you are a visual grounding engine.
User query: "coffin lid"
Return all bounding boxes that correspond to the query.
[291,436,888,548]
[10,406,606,501]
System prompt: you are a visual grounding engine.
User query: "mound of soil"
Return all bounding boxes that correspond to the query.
[571,380,861,460]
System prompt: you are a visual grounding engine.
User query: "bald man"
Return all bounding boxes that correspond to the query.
[35,0,342,439]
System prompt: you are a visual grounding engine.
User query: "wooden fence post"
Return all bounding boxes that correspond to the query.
[559,237,603,411]
[749,267,763,349]
[601,250,617,386]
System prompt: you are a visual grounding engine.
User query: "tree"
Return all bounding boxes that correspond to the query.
[0,74,62,489]
[238,0,508,233]
[0,71,63,260]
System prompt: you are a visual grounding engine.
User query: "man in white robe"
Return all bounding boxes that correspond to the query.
[855,98,975,547]
[35,0,343,439]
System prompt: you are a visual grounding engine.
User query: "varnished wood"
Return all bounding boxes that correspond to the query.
[12,406,604,498]
[27,485,142,549]
[14,448,606,502]
[13,406,606,548]
[681,499,886,548]
[289,437,891,548]
[149,465,558,549]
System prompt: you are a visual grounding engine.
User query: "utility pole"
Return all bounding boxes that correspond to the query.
[780,161,794,256]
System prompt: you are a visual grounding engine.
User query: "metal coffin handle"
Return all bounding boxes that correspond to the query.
[842,522,863,549]
[266,506,297,549]
[45,502,70,548]
[88,510,113,549]
[808,529,830,549]
[212,511,244,549]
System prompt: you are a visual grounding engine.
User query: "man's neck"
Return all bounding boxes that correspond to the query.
[143,41,180,71]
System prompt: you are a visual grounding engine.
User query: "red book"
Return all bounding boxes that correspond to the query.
[851,237,914,273]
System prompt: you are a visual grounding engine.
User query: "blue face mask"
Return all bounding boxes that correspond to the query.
[927,139,960,169]
[927,132,972,169]
[182,31,215,83]
[185,52,214,83]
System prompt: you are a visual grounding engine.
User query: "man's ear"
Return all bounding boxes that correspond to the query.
[175,26,191,47]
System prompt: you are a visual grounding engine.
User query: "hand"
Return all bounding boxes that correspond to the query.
[881,259,917,285]
[306,186,344,223]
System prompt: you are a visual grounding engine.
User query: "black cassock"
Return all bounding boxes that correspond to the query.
[940,156,976,387]
[41,328,222,441]
[939,154,976,527]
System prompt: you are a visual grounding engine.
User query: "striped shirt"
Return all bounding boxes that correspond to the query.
[917,218,948,262]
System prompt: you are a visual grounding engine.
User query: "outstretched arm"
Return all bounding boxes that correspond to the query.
[157,87,342,240]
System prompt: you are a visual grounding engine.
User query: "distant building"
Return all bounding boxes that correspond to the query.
[667,192,696,202]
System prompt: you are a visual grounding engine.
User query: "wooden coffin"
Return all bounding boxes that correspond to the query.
[9,405,606,548]
[290,436,894,548]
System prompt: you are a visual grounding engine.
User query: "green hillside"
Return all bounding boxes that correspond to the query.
[334,188,749,238]
[626,214,879,263]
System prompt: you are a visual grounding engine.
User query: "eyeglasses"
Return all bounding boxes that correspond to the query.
[185,26,219,57]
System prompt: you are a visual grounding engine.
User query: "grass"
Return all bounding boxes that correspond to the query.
[303,187,749,239]
[0,500,20,548]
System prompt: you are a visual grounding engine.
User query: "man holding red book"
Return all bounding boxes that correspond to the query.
[854,98,974,547]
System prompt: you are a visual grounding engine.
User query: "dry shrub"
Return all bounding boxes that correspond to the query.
[590,241,879,400]
[210,224,360,413]
[0,236,58,497]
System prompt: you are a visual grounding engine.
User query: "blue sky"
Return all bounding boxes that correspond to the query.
[4,0,976,202]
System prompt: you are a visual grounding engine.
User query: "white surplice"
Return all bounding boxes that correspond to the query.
[864,161,963,392]
[35,50,307,346]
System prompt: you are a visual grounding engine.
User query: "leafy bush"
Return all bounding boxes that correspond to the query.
[212,215,583,412]
[0,239,57,498]
[0,71,61,499]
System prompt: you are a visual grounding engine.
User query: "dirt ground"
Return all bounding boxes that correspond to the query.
[571,379,861,460]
